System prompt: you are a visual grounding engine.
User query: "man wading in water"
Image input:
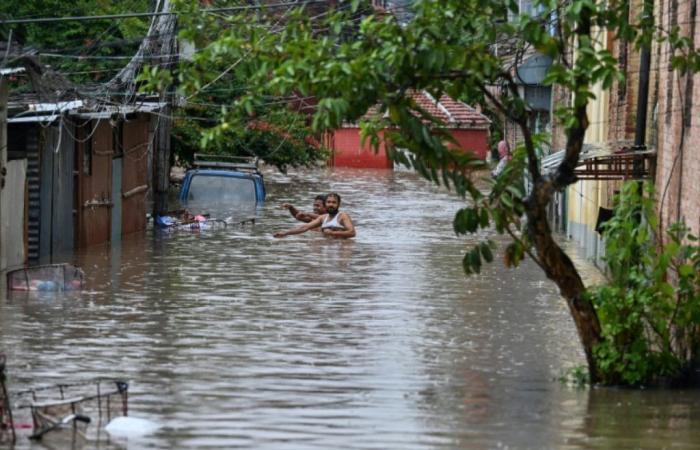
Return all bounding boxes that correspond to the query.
[280,194,327,223]
[273,192,356,239]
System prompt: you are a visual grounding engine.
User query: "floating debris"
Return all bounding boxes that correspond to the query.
[0,355,129,443]
[6,264,84,291]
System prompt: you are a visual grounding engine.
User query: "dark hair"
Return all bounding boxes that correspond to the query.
[326,192,341,205]
[314,194,327,203]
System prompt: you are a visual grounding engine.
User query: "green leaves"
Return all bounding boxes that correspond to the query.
[453,207,481,234]
[314,98,350,130]
[462,247,482,274]
[590,181,700,386]
[0,0,151,84]
[479,241,494,263]
[462,240,496,274]
[503,241,525,268]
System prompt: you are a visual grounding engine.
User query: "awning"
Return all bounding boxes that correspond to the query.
[0,67,25,76]
[72,102,165,119]
[28,100,83,112]
[8,114,59,123]
[541,145,656,180]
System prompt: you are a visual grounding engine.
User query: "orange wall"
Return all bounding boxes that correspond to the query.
[330,128,489,169]
[330,128,393,169]
[450,129,489,160]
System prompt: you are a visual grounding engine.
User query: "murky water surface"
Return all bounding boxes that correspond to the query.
[2,168,699,449]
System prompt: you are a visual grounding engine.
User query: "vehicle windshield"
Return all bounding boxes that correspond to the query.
[187,174,257,205]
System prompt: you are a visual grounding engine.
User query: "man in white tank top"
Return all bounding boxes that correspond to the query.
[273,192,356,239]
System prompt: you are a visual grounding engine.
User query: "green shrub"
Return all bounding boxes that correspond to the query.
[589,182,700,386]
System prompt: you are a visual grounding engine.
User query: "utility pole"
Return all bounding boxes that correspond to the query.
[154,102,172,216]
[105,0,175,218]
[152,0,176,217]
[0,75,8,272]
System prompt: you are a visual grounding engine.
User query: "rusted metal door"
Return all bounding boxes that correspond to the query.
[12,125,41,262]
[111,158,122,243]
[77,121,112,248]
[121,116,149,235]
[39,122,75,261]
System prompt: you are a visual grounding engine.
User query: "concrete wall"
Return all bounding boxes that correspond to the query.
[566,180,606,268]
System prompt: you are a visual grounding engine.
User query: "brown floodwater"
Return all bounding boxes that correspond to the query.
[1,168,699,449]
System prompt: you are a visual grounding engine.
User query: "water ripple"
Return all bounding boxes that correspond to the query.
[2,168,699,449]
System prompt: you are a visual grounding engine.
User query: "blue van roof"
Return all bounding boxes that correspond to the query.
[186,169,260,179]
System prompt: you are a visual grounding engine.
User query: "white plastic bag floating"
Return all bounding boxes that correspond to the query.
[105,416,160,437]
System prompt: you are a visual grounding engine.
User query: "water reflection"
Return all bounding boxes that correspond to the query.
[1,168,699,449]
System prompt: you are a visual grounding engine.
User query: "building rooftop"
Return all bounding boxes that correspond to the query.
[346,90,490,130]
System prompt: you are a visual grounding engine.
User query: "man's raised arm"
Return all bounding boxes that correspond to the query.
[295,212,319,223]
[280,203,300,219]
[273,215,325,238]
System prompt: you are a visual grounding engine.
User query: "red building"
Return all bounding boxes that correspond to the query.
[327,91,491,169]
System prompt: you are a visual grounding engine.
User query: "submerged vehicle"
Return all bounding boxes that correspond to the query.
[0,355,128,443]
[154,209,228,231]
[178,154,266,206]
[154,154,263,231]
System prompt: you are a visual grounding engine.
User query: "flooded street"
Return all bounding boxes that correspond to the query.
[2,168,699,449]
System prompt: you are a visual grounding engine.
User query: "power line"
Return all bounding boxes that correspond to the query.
[38,52,181,60]
[0,1,331,25]
[4,2,355,59]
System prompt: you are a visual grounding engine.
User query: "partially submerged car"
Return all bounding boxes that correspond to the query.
[178,154,266,206]
[154,209,228,231]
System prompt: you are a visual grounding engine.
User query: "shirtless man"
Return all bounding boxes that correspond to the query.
[280,194,327,223]
[273,192,355,239]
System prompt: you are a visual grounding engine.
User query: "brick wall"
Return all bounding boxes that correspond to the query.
[607,15,641,144]
[653,0,700,236]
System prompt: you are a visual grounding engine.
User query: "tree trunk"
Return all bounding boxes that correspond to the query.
[526,183,603,382]
[512,4,605,382]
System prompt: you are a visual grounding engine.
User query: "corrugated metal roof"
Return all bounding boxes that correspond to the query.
[8,101,164,122]
[8,114,59,123]
[541,144,610,174]
[541,144,657,180]
[72,102,165,118]
[28,100,83,112]
[0,67,25,75]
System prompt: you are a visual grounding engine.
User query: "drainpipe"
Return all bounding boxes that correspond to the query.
[633,0,653,174]
[634,51,651,149]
